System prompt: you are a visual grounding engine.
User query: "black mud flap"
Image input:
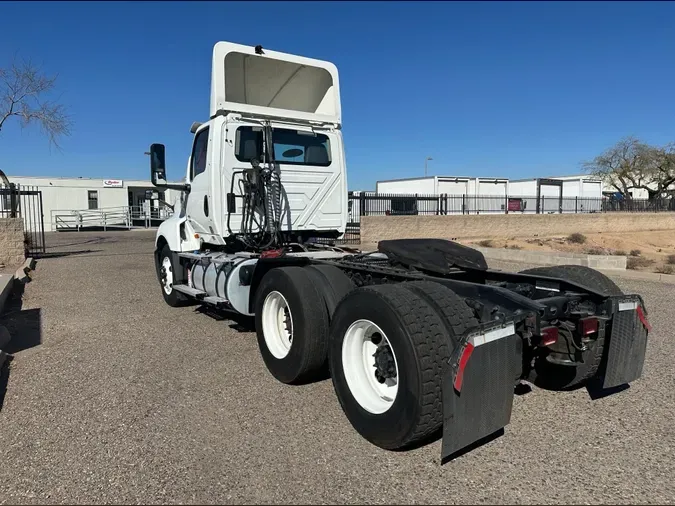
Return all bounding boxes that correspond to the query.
[442,321,522,461]
[596,295,651,390]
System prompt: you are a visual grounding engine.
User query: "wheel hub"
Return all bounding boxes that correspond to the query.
[161,257,174,295]
[283,308,293,343]
[373,338,397,384]
[341,319,400,415]
[262,291,294,359]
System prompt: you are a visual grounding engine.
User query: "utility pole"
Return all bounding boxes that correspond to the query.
[425,156,433,177]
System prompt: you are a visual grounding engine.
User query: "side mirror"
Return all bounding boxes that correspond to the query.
[150,143,167,186]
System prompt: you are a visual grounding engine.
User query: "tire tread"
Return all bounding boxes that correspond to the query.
[356,283,462,446]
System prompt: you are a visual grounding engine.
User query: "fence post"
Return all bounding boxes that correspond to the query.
[505,195,509,215]
[575,196,578,214]
[462,194,467,215]
[9,183,17,218]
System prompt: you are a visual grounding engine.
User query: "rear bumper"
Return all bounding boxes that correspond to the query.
[440,295,650,461]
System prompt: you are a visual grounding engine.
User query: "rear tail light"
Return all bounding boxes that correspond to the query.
[452,342,475,392]
[636,305,652,332]
[579,317,599,336]
[540,326,558,346]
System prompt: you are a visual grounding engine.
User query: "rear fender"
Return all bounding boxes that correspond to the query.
[442,318,523,461]
[593,294,651,390]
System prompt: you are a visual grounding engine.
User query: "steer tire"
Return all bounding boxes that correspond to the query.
[519,264,624,390]
[328,283,462,451]
[157,244,189,307]
[254,266,330,385]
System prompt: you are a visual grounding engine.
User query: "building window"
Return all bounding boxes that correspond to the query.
[88,190,98,210]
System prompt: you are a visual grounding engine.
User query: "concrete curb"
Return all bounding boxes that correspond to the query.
[597,268,675,285]
[14,257,36,284]
[0,274,15,316]
[0,257,35,368]
[471,246,627,270]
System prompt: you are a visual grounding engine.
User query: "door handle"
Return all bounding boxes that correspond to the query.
[203,195,209,217]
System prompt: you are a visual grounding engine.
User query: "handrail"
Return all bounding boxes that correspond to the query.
[51,204,174,231]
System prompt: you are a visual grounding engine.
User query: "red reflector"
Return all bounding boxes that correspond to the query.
[260,249,284,259]
[636,305,652,332]
[541,326,558,346]
[453,342,474,392]
[579,317,599,336]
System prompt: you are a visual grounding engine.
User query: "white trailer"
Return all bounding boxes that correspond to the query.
[148,41,651,463]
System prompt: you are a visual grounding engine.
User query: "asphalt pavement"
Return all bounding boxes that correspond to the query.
[0,230,672,504]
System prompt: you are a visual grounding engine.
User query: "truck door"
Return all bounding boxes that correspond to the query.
[185,125,214,235]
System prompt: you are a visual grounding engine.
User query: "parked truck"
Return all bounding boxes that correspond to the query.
[148,41,651,461]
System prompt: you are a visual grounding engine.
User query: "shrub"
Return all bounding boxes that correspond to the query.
[627,257,655,270]
[508,244,522,250]
[477,239,494,248]
[585,247,605,255]
[567,233,587,244]
[655,265,675,275]
[629,249,641,257]
[613,250,627,256]
[667,254,675,265]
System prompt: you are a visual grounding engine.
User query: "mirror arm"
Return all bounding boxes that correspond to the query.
[152,180,191,193]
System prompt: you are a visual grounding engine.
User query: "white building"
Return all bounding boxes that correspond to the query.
[509,175,604,213]
[371,173,606,215]
[5,175,182,232]
[376,176,509,197]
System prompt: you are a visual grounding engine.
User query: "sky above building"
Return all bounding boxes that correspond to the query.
[1,1,674,190]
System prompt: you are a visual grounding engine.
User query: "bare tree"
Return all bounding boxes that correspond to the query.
[583,136,654,199]
[0,55,72,150]
[639,143,675,201]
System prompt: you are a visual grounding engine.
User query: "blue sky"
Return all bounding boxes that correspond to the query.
[1,1,674,190]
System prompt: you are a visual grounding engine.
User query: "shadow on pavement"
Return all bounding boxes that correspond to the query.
[194,305,256,332]
[37,249,103,259]
[2,308,42,354]
[0,355,11,411]
[586,382,630,400]
[1,282,42,354]
[0,280,43,411]
[45,236,119,249]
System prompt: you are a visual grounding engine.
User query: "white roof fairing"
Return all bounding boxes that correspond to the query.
[210,42,342,126]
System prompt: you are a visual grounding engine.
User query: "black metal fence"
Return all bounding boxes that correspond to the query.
[0,184,46,256]
[334,191,675,245]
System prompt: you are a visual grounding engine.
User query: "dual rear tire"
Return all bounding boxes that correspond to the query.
[253,266,477,451]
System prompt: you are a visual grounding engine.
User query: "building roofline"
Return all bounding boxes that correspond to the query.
[377,175,509,184]
[510,175,603,183]
[376,176,436,184]
[6,175,184,185]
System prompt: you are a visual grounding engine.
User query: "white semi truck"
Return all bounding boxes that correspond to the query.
[149,41,651,461]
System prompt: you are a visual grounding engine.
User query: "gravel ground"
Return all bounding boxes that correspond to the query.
[0,230,673,505]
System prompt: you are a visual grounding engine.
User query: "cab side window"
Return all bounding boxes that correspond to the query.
[191,127,210,180]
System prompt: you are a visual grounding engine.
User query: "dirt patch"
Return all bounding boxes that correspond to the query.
[464,230,675,273]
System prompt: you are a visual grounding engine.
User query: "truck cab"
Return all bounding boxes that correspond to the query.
[151,41,349,253]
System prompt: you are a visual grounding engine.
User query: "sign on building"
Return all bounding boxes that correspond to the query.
[103,179,124,187]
